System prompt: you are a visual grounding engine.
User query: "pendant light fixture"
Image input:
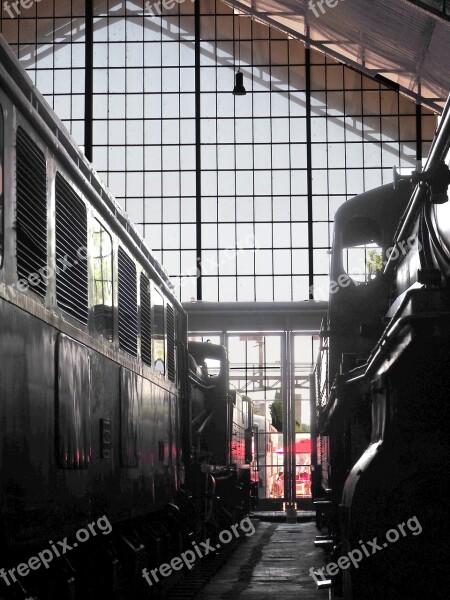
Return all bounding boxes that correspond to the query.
[233,9,247,96]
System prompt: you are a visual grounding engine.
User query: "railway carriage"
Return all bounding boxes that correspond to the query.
[0,34,253,599]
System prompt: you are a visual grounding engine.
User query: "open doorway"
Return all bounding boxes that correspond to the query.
[189,331,319,510]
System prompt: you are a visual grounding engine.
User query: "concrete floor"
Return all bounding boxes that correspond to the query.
[195,520,331,600]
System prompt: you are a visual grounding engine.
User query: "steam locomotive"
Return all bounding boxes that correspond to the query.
[312,97,450,598]
[0,34,254,599]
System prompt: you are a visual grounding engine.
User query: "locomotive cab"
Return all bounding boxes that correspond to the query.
[313,101,450,599]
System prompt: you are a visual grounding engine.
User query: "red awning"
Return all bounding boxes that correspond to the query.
[276,438,311,454]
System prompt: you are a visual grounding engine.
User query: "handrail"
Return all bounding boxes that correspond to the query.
[313,316,330,411]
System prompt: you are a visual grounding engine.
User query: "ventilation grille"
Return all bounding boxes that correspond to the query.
[55,173,88,323]
[16,127,47,297]
[167,303,176,383]
[118,247,138,356]
[140,273,152,366]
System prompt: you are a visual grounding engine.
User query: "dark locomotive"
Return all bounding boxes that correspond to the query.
[312,97,450,598]
[0,34,255,599]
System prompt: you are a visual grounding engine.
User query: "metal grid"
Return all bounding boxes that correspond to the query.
[0,0,437,302]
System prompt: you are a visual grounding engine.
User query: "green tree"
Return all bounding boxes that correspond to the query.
[270,391,311,433]
[296,422,311,433]
[367,248,383,278]
[269,392,283,432]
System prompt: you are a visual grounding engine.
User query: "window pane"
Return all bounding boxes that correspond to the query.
[153,287,166,375]
[93,220,113,342]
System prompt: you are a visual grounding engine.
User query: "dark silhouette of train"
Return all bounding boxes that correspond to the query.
[0,35,255,599]
[312,98,450,598]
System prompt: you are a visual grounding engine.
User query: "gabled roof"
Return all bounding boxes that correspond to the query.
[224,0,450,112]
[3,0,446,112]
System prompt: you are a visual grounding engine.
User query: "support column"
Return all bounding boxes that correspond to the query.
[84,0,94,163]
[306,47,314,299]
[195,0,202,300]
[283,331,297,522]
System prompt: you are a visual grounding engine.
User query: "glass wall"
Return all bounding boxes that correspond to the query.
[200,6,309,302]
[0,0,437,302]
[189,331,319,500]
[1,1,87,145]
[91,2,198,301]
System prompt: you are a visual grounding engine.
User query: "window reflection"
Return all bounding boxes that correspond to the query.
[153,288,165,375]
[92,220,113,342]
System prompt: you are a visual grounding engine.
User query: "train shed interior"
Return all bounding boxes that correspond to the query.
[0,1,449,599]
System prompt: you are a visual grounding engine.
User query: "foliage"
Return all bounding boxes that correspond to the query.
[296,422,311,433]
[269,399,283,432]
[366,248,383,277]
[270,391,311,433]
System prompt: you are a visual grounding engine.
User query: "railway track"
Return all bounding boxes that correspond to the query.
[159,528,249,599]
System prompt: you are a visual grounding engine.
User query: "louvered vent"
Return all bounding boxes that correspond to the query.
[55,173,88,323]
[140,273,152,366]
[167,303,176,383]
[118,247,138,356]
[16,127,47,297]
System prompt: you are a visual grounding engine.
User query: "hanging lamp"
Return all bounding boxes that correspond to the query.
[233,9,247,96]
